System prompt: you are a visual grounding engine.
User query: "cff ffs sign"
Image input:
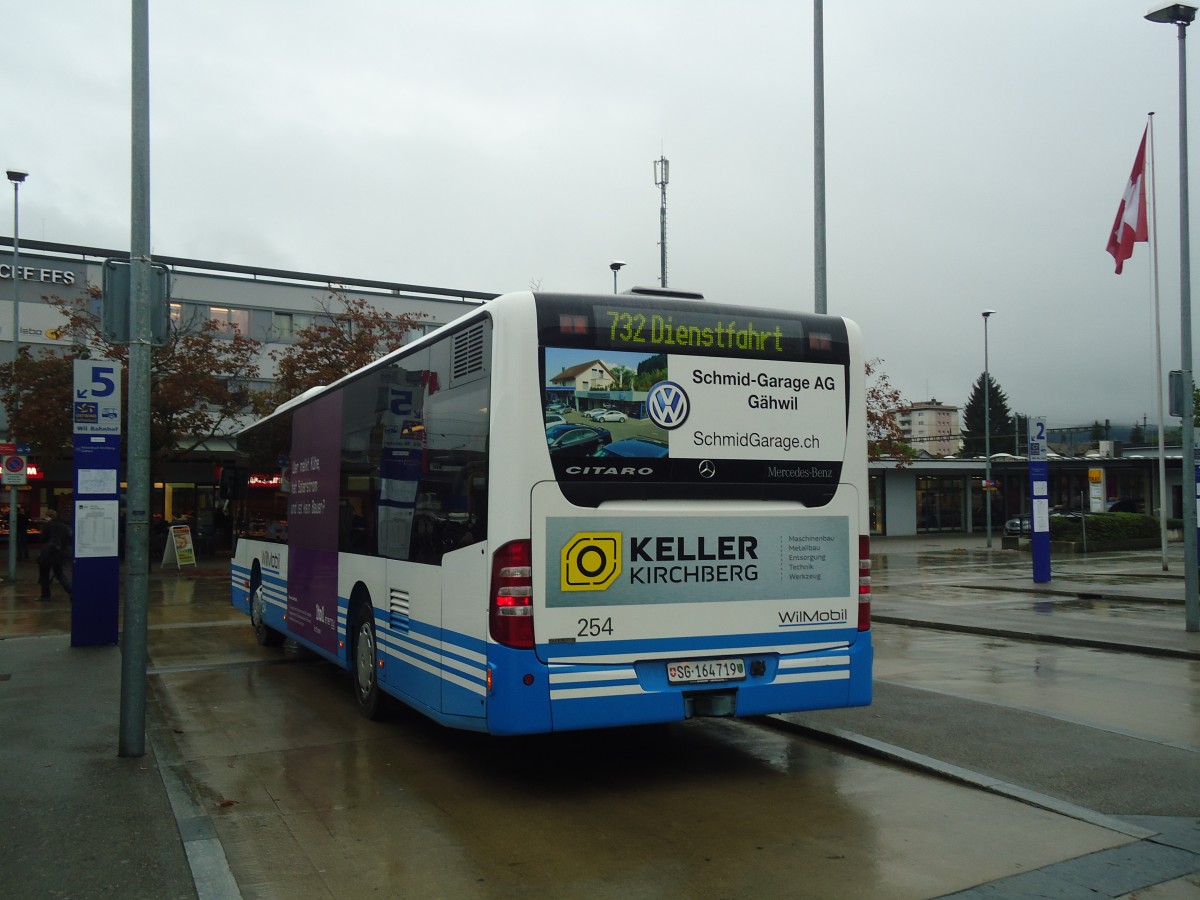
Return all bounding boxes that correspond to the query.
[73,360,122,435]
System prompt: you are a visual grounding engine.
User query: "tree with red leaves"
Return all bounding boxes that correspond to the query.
[260,288,425,415]
[866,358,913,466]
[5,285,263,464]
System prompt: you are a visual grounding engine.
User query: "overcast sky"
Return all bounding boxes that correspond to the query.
[4,1,1194,429]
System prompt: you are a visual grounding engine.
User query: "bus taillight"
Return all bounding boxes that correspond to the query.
[490,540,534,649]
[857,534,871,632]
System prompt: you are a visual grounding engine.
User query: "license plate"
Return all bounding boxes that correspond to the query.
[666,658,746,685]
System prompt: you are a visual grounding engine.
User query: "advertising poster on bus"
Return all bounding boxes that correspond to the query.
[286,392,343,654]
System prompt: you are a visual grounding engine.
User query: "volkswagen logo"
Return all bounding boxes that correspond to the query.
[698,459,716,479]
[646,381,690,430]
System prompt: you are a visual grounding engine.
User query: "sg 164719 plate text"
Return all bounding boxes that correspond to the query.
[666,658,746,685]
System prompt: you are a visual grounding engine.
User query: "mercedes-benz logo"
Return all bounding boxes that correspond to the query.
[698,459,716,479]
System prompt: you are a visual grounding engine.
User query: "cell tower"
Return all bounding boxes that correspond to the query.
[654,156,669,287]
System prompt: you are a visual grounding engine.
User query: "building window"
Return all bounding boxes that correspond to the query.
[210,306,250,335]
[272,311,311,341]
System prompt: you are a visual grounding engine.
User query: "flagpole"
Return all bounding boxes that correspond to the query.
[1149,112,1171,571]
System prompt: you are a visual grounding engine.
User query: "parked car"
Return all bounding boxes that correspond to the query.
[594,409,627,423]
[593,437,669,458]
[582,407,612,420]
[1106,498,1138,513]
[1003,514,1031,536]
[545,403,569,415]
[544,413,566,428]
[545,423,612,457]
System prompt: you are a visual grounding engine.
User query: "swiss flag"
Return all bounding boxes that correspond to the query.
[1106,127,1149,274]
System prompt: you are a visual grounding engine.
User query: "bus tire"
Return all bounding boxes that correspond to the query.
[250,578,285,647]
[352,600,382,719]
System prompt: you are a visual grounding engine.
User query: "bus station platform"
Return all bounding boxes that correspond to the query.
[0,539,1198,898]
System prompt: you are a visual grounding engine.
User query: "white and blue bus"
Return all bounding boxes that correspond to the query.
[229,288,872,734]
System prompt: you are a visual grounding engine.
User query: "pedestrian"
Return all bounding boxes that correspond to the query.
[37,510,72,601]
[16,505,30,561]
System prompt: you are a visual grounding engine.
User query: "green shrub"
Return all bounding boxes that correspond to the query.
[1049,512,1160,542]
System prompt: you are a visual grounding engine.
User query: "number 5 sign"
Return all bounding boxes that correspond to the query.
[73,360,122,435]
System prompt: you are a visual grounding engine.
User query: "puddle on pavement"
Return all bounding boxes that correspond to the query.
[1029,596,1177,620]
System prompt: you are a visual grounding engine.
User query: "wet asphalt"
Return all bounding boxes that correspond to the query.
[1,536,1199,898]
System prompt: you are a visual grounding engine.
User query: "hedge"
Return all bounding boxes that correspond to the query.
[1048,511,1160,542]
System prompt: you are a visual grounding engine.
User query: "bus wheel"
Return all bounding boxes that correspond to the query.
[353,601,382,719]
[250,581,285,647]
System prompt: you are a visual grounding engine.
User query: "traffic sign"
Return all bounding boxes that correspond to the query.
[2,454,27,486]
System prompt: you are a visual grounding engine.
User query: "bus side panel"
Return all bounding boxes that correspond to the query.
[485,644,553,736]
[439,543,489,719]
[231,538,287,638]
[337,553,386,665]
[375,559,444,713]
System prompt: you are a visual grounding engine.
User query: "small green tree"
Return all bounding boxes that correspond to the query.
[609,365,636,390]
[961,373,1013,457]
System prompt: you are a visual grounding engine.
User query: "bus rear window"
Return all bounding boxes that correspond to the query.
[537,295,851,506]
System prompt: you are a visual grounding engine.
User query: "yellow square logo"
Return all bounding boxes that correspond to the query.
[561,532,621,591]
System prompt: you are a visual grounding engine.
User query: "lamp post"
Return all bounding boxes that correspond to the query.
[1146,1,1200,632]
[610,260,626,294]
[982,309,997,549]
[6,168,26,583]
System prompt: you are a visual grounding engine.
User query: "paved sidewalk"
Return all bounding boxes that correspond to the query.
[0,556,230,900]
[1,540,1198,898]
[869,535,1200,659]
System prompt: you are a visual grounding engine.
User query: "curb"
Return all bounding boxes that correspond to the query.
[764,715,1157,840]
[873,614,1200,660]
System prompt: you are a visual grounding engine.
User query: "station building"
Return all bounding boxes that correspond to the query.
[0,238,496,555]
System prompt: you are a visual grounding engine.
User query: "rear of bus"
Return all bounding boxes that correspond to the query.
[487,291,871,734]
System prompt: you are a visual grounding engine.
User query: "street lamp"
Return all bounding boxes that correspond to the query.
[6,168,26,582]
[1146,1,1200,633]
[610,260,626,294]
[982,309,996,549]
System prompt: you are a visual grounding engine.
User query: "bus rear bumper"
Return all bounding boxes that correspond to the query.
[534,635,872,734]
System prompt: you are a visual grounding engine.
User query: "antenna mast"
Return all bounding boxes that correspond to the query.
[654,156,669,287]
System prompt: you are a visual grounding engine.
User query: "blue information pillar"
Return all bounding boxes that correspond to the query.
[1194,451,1199,563]
[71,361,123,647]
[1028,417,1051,584]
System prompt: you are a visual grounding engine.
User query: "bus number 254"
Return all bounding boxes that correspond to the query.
[578,617,614,637]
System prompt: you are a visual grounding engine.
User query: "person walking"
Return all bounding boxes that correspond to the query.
[37,510,72,601]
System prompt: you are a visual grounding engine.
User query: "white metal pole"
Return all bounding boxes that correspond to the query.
[983,311,994,548]
[1176,20,1200,631]
[1148,112,1171,571]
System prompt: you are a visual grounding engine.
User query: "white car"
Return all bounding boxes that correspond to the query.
[595,409,627,423]
[544,413,566,428]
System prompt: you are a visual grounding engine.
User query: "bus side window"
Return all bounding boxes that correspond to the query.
[409,343,490,564]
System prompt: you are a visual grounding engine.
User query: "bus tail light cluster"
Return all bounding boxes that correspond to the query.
[857,534,871,632]
[490,540,534,649]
